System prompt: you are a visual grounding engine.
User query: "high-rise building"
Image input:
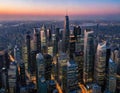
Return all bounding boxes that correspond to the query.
[33,28,41,52]
[58,53,68,92]
[63,15,70,52]
[83,29,94,84]
[8,62,17,93]
[26,33,31,71]
[69,34,76,55]
[19,62,26,86]
[14,45,21,63]
[92,83,101,93]
[41,25,47,51]
[74,51,84,83]
[66,55,79,93]
[36,53,44,90]
[73,26,81,40]
[44,54,52,80]
[38,77,47,93]
[94,41,107,86]
[108,59,117,93]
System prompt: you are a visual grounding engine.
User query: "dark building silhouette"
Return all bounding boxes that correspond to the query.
[73,26,81,40]
[44,54,52,80]
[26,32,31,71]
[63,15,70,52]
[19,62,26,86]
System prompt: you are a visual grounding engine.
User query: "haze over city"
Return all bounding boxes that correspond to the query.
[0,0,120,21]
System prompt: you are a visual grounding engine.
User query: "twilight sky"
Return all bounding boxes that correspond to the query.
[0,0,120,20]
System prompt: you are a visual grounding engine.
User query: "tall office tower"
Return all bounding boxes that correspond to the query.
[36,53,44,90]
[75,34,84,52]
[26,32,31,71]
[22,46,28,70]
[19,62,26,86]
[53,33,58,56]
[8,62,17,93]
[73,26,81,40]
[69,34,76,55]
[48,80,56,93]
[92,83,101,93]
[30,51,37,75]
[58,53,68,92]
[41,25,47,51]
[44,54,52,80]
[14,45,21,63]
[33,28,41,52]
[74,51,84,83]
[63,15,70,52]
[94,41,107,86]
[83,29,94,84]
[38,77,47,93]
[107,59,117,93]
[66,55,79,93]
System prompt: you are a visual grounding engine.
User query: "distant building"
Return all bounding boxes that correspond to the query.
[41,25,47,51]
[74,51,84,83]
[69,34,76,55]
[33,28,41,52]
[58,53,68,92]
[108,59,117,93]
[36,53,44,89]
[83,29,94,84]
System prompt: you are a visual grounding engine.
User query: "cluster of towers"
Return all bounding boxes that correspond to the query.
[0,15,120,93]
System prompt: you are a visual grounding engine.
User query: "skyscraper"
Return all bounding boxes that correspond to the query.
[63,15,70,53]
[83,29,94,84]
[41,25,47,51]
[19,62,26,86]
[108,59,117,93]
[33,28,41,52]
[94,41,107,86]
[14,45,21,63]
[44,54,52,80]
[69,34,76,55]
[36,53,44,90]
[73,26,81,40]
[66,55,79,93]
[26,32,31,71]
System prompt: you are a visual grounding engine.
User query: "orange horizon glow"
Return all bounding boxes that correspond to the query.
[0,5,120,16]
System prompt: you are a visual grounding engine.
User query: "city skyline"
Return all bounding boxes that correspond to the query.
[0,0,120,21]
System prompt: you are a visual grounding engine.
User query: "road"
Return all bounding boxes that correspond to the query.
[78,83,88,93]
[51,74,63,93]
